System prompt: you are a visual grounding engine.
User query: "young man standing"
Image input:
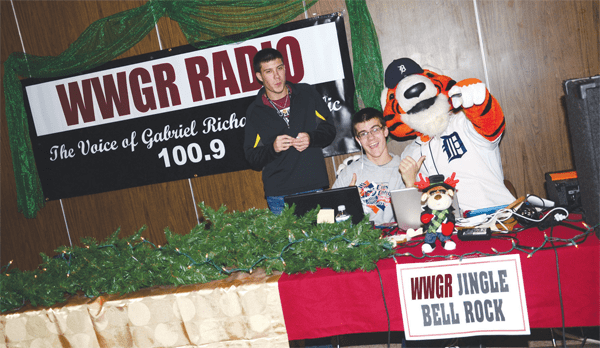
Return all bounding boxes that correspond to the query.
[244,48,336,214]
[333,108,424,226]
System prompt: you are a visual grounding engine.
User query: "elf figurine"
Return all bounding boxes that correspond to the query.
[416,173,459,253]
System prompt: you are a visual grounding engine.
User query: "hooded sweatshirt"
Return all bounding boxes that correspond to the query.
[244,82,336,197]
[332,154,406,226]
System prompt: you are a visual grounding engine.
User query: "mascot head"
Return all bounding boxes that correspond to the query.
[381,58,457,141]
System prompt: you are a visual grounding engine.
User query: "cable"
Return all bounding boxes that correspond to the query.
[551,328,600,345]
[490,234,520,245]
[456,205,571,232]
[550,226,567,348]
[428,141,440,175]
[59,199,73,248]
[497,206,570,225]
[10,0,31,77]
[510,221,592,251]
[375,264,391,348]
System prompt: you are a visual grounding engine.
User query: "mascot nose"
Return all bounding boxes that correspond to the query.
[404,82,426,99]
[434,194,442,200]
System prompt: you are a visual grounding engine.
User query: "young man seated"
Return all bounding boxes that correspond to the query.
[332,108,424,226]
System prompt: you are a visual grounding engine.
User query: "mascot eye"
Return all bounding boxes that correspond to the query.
[389,93,395,100]
[404,82,426,99]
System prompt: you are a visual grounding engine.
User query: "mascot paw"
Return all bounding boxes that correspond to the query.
[449,78,486,109]
[443,240,457,251]
[422,243,435,254]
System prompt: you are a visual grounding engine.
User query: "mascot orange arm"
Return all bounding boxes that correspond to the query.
[453,78,505,142]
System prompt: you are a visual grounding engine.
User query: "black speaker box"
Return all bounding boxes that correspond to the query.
[563,75,600,234]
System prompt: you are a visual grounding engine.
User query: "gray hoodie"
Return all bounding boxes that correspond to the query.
[332,154,406,226]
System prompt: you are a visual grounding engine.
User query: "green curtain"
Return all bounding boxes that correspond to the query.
[345,0,383,111]
[4,0,383,219]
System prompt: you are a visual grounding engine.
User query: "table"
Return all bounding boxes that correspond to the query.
[2,218,597,347]
[278,219,600,341]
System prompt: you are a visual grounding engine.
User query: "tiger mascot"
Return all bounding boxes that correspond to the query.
[382,58,515,212]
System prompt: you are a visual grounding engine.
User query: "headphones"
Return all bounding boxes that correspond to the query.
[359,143,364,169]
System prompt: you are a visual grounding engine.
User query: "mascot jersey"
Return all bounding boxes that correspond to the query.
[401,111,515,212]
[332,154,405,226]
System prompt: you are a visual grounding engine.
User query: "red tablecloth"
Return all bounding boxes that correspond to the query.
[279,220,600,341]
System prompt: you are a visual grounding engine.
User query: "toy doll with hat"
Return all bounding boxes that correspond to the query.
[415,172,460,253]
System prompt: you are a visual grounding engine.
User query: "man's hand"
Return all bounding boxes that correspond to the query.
[292,132,310,152]
[399,155,426,187]
[274,134,295,153]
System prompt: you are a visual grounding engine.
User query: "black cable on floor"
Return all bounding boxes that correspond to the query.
[375,264,391,348]
[580,326,588,348]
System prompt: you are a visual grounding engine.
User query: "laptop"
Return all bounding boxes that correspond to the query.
[390,187,462,230]
[284,186,365,225]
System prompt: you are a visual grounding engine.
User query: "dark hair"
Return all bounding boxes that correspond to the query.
[253,48,283,75]
[351,107,386,137]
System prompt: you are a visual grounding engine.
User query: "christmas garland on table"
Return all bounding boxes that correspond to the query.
[1,203,394,313]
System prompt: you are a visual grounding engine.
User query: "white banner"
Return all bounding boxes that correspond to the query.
[21,14,358,200]
[396,254,530,340]
[26,22,344,137]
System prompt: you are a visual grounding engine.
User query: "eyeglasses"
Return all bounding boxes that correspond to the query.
[427,189,447,196]
[357,126,383,140]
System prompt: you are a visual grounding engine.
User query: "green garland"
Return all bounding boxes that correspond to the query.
[2,203,596,314]
[1,203,394,313]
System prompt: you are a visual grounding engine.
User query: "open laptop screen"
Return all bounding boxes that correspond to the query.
[390,187,462,230]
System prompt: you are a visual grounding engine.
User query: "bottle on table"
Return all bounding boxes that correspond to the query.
[335,205,351,223]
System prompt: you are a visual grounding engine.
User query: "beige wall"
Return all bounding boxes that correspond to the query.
[2,0,598,271]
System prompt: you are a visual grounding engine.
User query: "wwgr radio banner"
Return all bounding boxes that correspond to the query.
[396,254,530,340]
[23,14,356,200]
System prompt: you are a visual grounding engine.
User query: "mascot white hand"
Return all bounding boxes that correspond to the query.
[449,78,487,109]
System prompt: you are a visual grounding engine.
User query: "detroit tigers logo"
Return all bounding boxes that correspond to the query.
[398,65,407,74]
[441,132,466,162]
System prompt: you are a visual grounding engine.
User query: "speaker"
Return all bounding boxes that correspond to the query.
[563,75,600,233]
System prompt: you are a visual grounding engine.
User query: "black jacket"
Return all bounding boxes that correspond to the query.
[243,83,336,197]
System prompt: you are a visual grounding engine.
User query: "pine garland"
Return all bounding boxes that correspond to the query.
[1,203,394,313]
